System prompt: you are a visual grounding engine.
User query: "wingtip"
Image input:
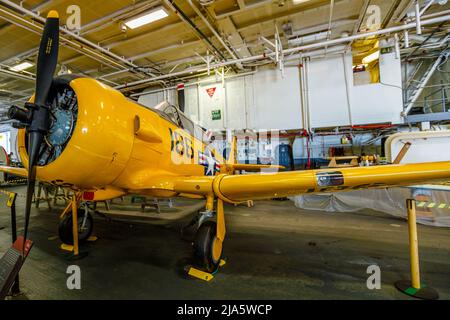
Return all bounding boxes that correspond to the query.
[47,10,59,19]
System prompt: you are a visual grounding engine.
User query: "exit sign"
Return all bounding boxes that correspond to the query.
[211,109,221,120]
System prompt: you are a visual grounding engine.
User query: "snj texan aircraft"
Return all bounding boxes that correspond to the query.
[1,11,450,273]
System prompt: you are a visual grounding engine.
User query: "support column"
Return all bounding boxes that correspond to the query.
[395,199,438,299]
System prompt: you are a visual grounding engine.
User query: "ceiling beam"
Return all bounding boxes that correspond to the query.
[163,0,227,62]
[235,0,347,33]
[129,39,203,61]
[215,16,252,58]
[0,0,158,78]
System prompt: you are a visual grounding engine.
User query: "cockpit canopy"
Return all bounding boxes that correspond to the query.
[153,101,206,140]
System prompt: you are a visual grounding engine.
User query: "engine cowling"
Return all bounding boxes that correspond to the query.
[18,75,136,189]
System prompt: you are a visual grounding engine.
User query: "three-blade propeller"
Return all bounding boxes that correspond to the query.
[8,10,60,253]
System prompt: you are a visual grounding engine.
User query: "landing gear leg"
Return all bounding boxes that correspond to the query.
[193,198,226,273]
[58,195,93,259]
[181,198,214,241]
[71,195,79,256]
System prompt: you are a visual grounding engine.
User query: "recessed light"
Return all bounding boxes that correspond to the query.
[10,62,33,72]
[124,7,168,29]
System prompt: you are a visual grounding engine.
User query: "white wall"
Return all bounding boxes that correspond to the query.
[351,52,403,124]
[138,66,303,130]
[0,124,18,160]
[308,54,352,127]
[249,67,302,130]
[138,89,177,108]
[198,82,226,129]
[138,51,404,131]
[307,51,404,128]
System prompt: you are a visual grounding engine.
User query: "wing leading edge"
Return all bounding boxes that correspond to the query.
[0,166,28,178]
[168,161,450,203]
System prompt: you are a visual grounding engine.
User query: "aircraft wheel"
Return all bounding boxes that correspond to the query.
[193,221,222,273]
[59,209,93,245]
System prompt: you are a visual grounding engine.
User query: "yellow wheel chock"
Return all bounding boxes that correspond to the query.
[187,259,226,282]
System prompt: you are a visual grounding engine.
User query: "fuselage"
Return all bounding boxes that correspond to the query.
[17,75,224,199]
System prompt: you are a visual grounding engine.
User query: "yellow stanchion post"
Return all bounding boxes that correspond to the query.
[395,199,438,299]
[71,195,79,256]
[408,199,420,289]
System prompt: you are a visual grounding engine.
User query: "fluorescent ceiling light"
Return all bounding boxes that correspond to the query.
[10,62,33,72]
[125,7,168,29]
[362,51,380,64]
[293,0,312,4]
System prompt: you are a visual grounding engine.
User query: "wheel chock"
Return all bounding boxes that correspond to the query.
[60,243,74,252]
[60,244,88,260]
[87,235,98,242]
[187,259,227,282]
[188,267,214,282]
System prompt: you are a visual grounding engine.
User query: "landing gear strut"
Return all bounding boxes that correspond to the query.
[58,204,93,245]
[191,198,226,274]
[58,195,94,247]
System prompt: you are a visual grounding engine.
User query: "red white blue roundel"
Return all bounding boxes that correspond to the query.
[199,149,221,176]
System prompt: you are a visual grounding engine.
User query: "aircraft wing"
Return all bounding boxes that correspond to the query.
[0,166,28,178]
[224,164,285,172]
[168,161,450,203]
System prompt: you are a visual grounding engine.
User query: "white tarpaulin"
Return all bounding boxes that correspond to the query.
[292,185,450,227]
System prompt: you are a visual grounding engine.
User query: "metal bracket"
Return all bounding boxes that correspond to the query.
[195,51,215,76]
[259,24,285,77]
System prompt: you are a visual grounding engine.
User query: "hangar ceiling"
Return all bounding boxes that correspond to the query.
[0,0,449,119]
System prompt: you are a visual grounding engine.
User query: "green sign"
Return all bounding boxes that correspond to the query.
[380,47,392,54]
[211,109,221,120]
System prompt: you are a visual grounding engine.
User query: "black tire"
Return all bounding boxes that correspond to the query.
[58,209,93,245]
[193,221,221,273]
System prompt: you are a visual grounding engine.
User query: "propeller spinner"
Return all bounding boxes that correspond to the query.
[8,10,60,252]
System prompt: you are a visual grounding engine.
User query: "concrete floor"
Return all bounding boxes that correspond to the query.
[0,185,449,300]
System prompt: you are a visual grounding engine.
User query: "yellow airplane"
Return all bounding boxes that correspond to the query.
[1,11,450,273]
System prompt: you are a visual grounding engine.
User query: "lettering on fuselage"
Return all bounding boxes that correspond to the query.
[169,128,194,159]
[169,128,220,175]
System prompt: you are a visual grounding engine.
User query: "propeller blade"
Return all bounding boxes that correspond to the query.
[22,11,60,252]
[34,10,59,107]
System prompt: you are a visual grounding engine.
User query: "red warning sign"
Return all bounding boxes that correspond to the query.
[206,87,216,98]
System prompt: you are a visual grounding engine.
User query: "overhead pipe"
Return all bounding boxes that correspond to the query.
[419,0,435,16]
[0,67,34,81]
[129,71,256,98]
[0,6,126,71]
[0,0,156,77]
[405,9,450,23]
[415,1,422,35]
[0,0,160,76]
[186,0,242,68]
[79,0,159,35]
[115,14,450,91]
[0,11,131,75]
[404,26,410,48]
[163,0,227,63]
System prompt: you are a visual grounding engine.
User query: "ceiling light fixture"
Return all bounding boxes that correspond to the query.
[10,61,33,72]
[124,7,168,29]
